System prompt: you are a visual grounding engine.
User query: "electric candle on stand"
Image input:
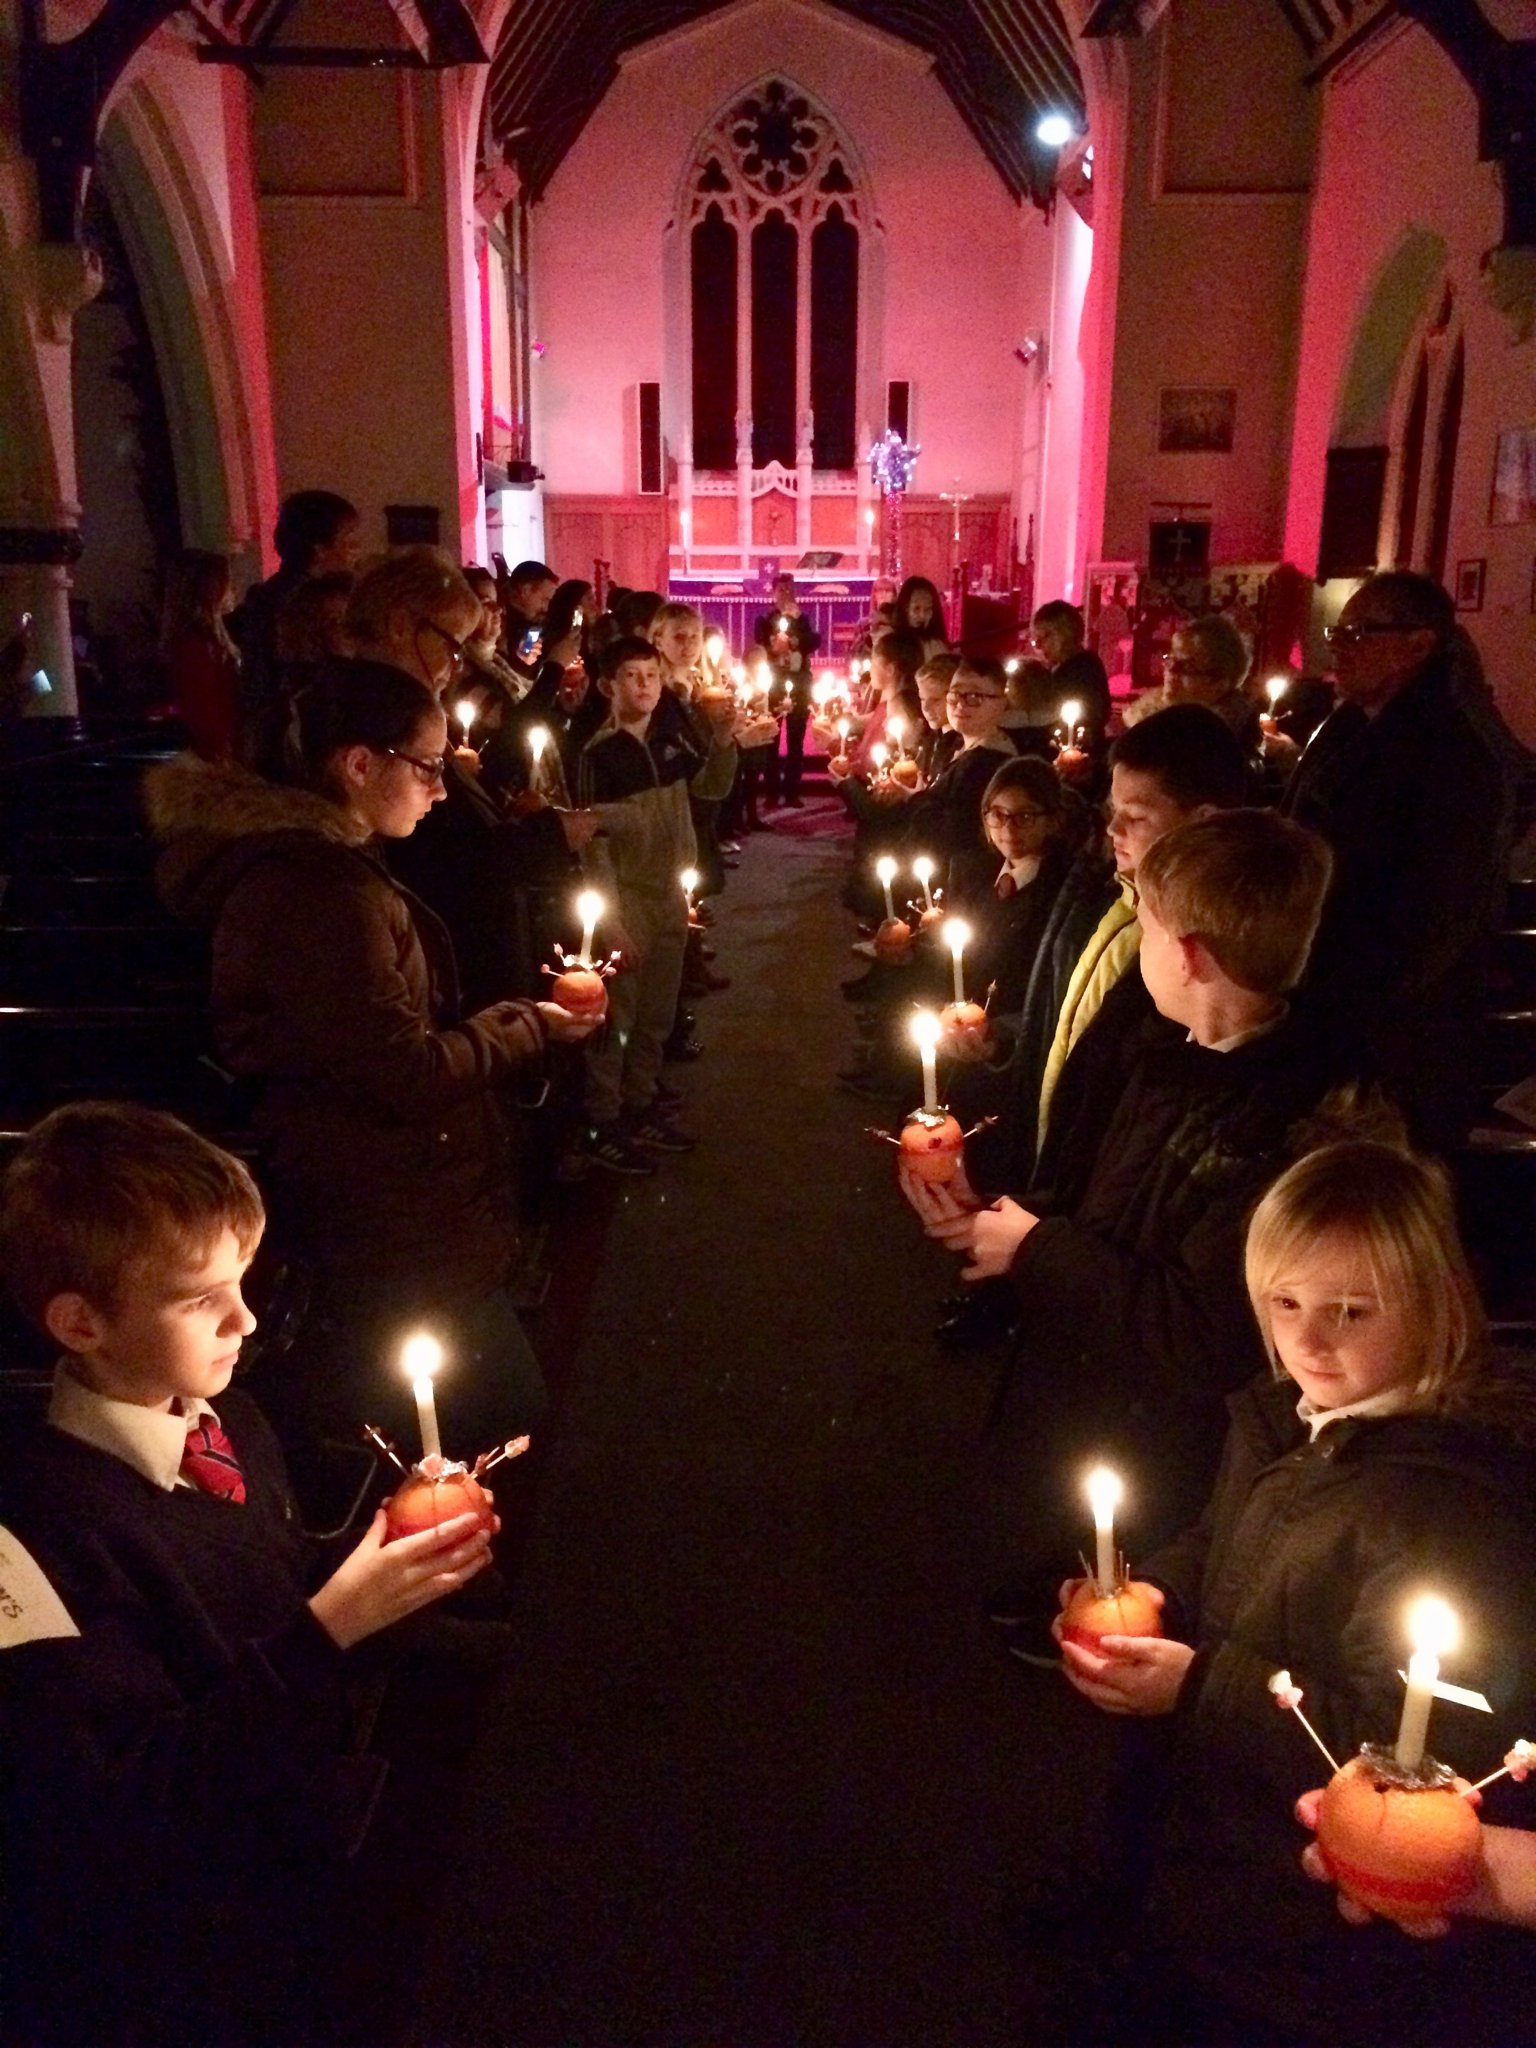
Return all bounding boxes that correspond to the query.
[401,1332,444,1463]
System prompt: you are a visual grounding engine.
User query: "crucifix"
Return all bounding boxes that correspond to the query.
[939,478,973,577]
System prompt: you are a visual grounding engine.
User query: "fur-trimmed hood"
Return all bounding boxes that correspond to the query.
[146,752,373,930]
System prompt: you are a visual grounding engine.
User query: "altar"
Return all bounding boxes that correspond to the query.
[666,574,876,661]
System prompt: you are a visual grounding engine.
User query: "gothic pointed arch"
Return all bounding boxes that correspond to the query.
[675,77,875,474]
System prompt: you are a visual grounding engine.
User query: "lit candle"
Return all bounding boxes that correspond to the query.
[813,674,835,711]
[575,888,604,969]
[943,917,971,1004]
[835,716,851,750]
[401,1331,444,1463]
[680,866,699,916]
[1086,1466,1122,1596]
[887,713,907,756]
[705,629,725,667]
[528,724,549,780]
[1396,1596,1459,1771]
[870,741,889,779]
[731,659,746,687]
[876,855,898,922]
[1266,675,1288,709]
[1060,697,1082,739]
[910,1009,942,1114]
[455,697,478,740]
[913,855,936,911]
[1005,656,1020,677]
[777,614,790,634]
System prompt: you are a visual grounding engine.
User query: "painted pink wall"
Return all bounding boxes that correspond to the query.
[1282,21,1536,733]
[529,0,1053,503]
[1097,0,1316,569]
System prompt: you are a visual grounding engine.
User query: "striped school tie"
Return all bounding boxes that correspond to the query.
[180,1415,247,1504]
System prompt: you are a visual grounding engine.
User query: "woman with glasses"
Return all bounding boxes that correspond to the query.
[149,659,597,1511]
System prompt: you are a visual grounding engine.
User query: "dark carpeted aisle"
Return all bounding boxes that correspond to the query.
[420,830,1110,2048]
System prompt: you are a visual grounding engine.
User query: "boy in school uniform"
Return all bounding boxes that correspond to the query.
[0,1103,496,2047]
[576,635,736,1176]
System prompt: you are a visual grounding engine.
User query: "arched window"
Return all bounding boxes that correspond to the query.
[684,80,865,472]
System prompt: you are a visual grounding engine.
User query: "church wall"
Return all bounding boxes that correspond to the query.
[1282,21,1536,733]
[1097,0,1315,571]
[529,0,1049,576]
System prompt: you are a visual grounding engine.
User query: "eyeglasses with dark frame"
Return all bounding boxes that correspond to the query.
[382,747,448,788]
[417,618,468,669]
[984,803,1050,826]
[947,688,1007,708]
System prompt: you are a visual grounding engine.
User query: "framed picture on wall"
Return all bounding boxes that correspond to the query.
[1455,558,1486,613]
[1157,387,1237,454]
[1491,427,1536,525]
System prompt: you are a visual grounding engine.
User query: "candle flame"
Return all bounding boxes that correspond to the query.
[836,717,851,739]
[1266,675,1288,705]
[943,917,972,959]
[909,1010,943,1052]
[876,856,898,885]
[401,1332,444,1383]
[455,698,478,731]
[887,715,907,744]
[704,630,724,660]
[871,742,889,767]
[912,855,935,883]
[575,888,605,926]
[1085,1466,1123,1519]
[1005,657,1020,675]
[680,867,699,893]
[528,724,549,758]
[1407,1595,1458,1660]
[1060,699,1082,730]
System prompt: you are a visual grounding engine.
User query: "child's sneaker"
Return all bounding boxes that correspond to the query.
[629,1108,697,1154]
[584,1123,657,1176]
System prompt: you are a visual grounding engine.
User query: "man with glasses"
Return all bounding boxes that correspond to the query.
[1284,570,1512,1148]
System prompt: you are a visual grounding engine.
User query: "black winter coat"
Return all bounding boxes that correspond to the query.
[998,1014,1348,1548]
[894,738,1017,882]
[1284,657,1511,1147]
[1137,1372,1536,2046]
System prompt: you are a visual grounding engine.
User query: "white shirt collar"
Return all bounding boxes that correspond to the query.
[1190,1003,1289,1055]
[1296,1384,1415,1440]
[48,1363,220,1492]
[1003,853,1044,888]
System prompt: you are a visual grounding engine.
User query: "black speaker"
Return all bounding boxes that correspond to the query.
[638,382,663,495]
[886,380,911,441]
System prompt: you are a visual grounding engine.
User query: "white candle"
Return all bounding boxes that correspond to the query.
[455,697,478,739]
[943,917,972,1004]
[836,716,851,750]
[528,724,549,777]
[870,741,889,779]
[1060,698,1082,738]
[401,1332,444,1463]
[575,888,604,969]
[680,866,699,915]
[876,855,898,922]
[705,629,725,667]
[1086,1466,1122,1596]
[913,855,935,911]
[910,1010,942,1114]
[1005,656,1020,677]
[777,614,789,634]
[1396,1597,1458,1769]
[887,713,907,756]
[1266,675,1288,708]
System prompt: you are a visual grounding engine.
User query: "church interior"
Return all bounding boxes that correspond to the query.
[2,2,1536,2044]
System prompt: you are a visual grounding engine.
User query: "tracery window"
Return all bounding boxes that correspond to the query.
[685,80,863,471]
